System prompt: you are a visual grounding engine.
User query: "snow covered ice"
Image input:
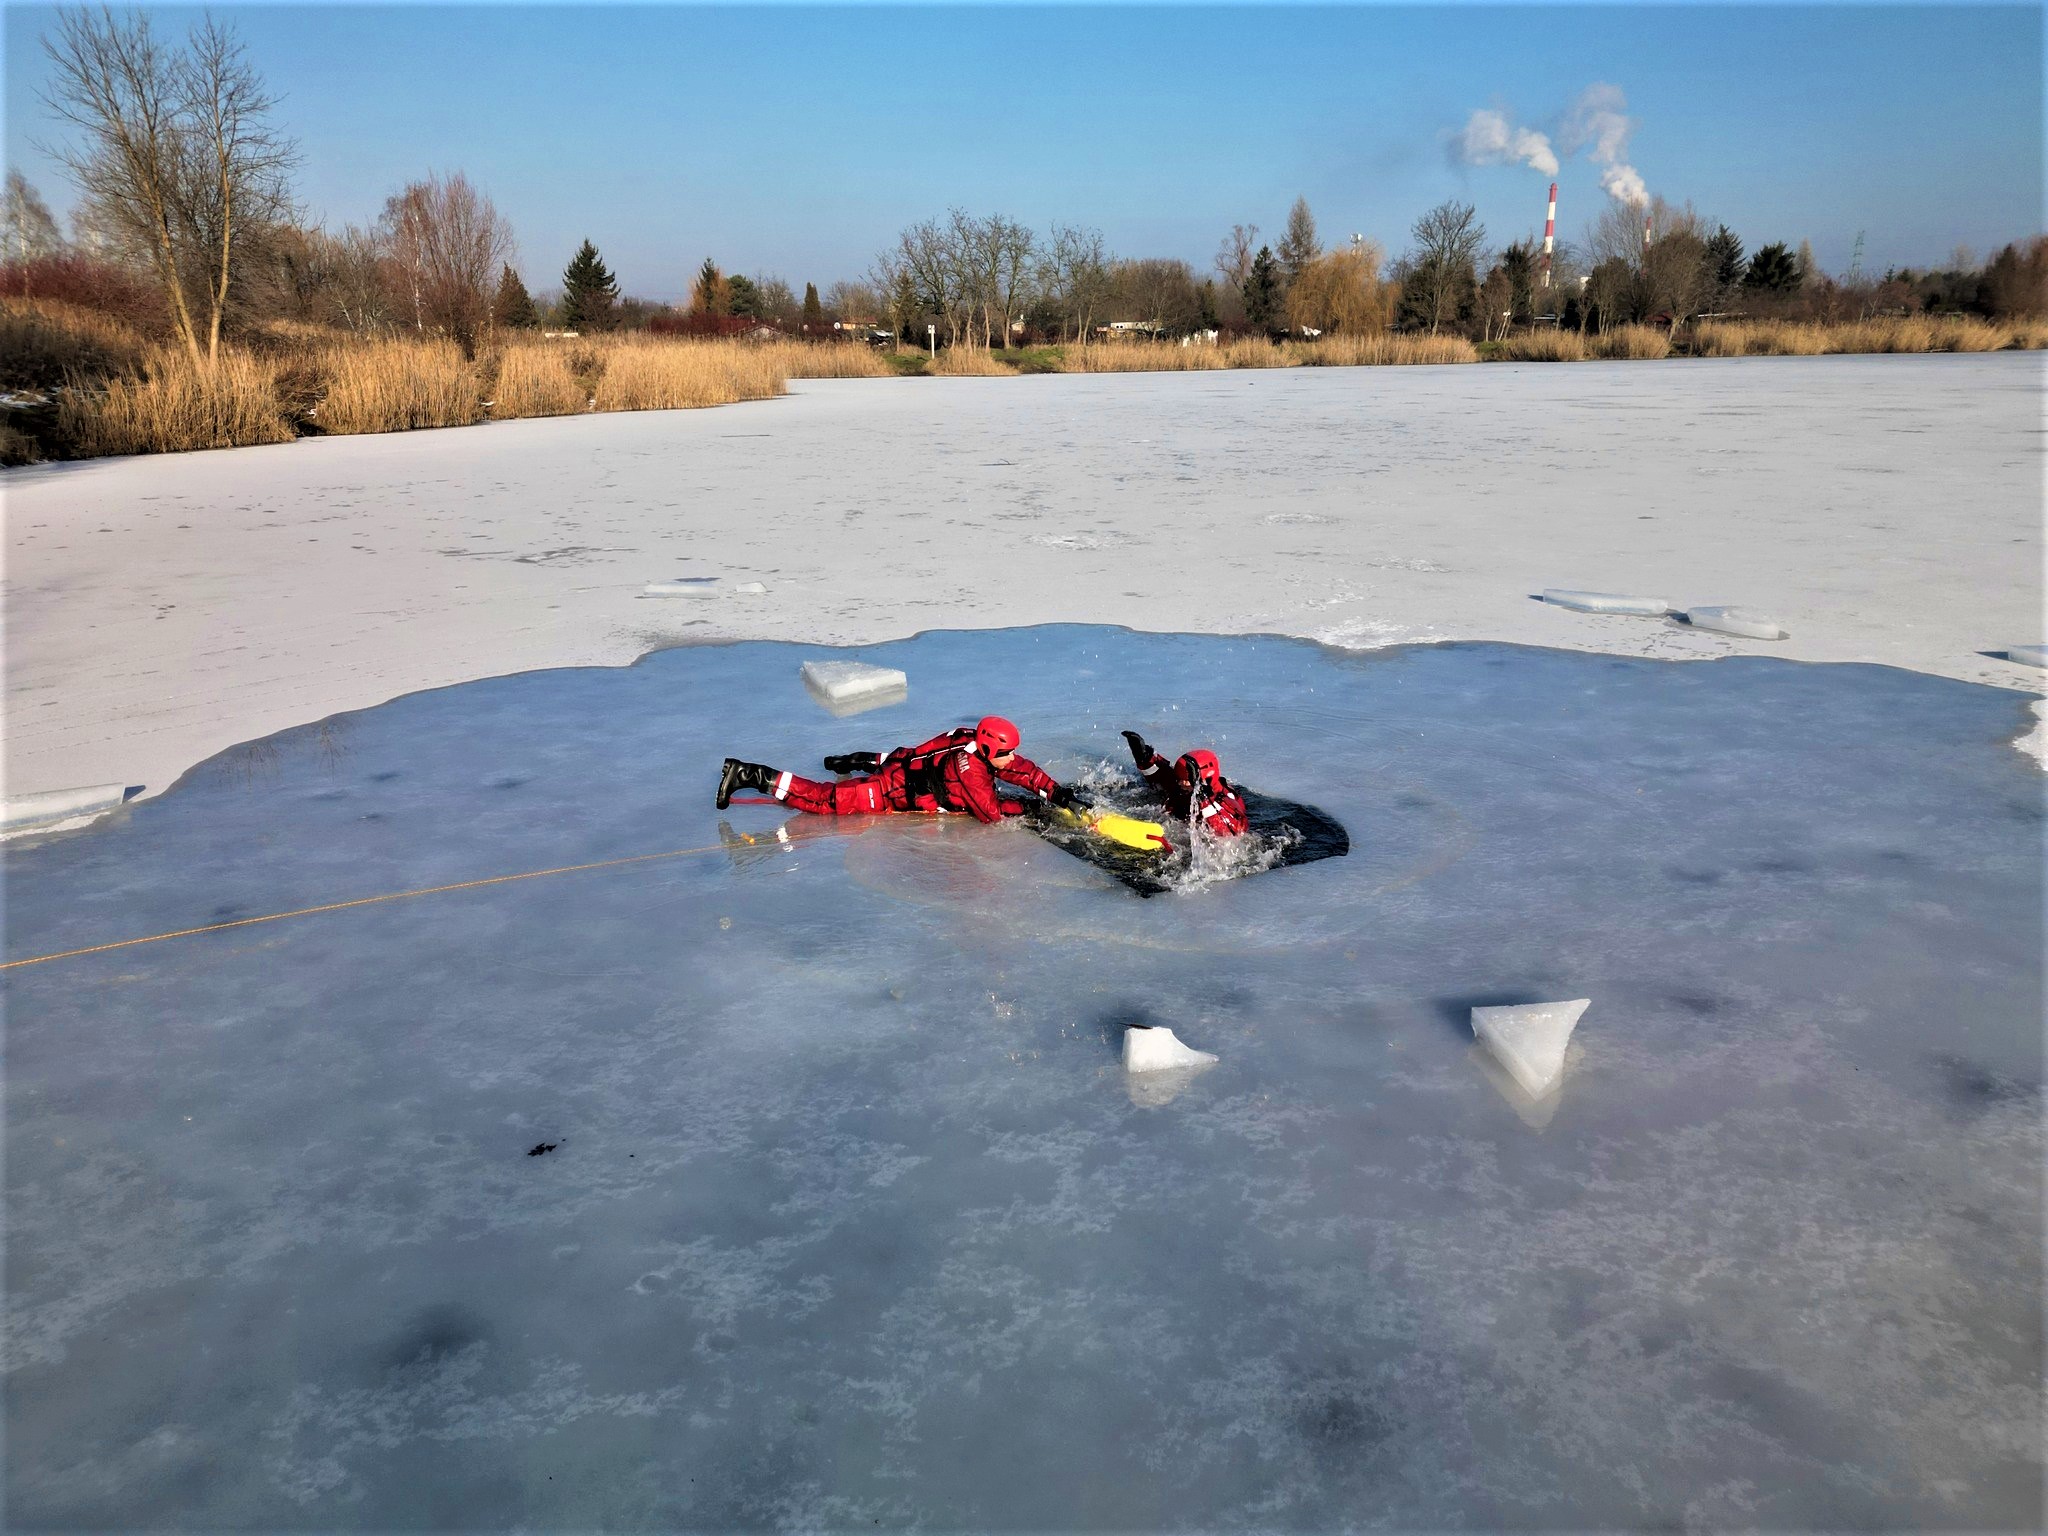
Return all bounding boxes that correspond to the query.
[4,627,2041,1530]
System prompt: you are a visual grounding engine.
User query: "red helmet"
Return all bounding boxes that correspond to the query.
[1176,749,1224,793]
[975,716,1021,756]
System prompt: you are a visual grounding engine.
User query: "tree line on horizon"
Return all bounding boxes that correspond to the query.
[5,7,2044,365]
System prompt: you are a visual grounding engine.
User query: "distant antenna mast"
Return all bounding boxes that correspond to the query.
[1541,182,1557,289]
[1848,230,1866,282]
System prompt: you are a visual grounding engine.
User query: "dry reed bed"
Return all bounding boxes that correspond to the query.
[487,343,586,417]
[1689,316,2023,357]
[589,335,786,411]
[54,346,292,457]
[314,338,482,434]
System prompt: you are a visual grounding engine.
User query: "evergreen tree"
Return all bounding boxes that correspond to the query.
[1197,279,1219,332]
[1242,245,1282,333]
[1705,225,1745,290]
[691,258,731,316]
[560,240,619,330]
[727,273,763,318]
[1277,197,1321,287]
[1743,242,1801,294]
[802,281,824,330]
[1499,242,1535,322]
[492,264,538,330]
[890,271,918,341]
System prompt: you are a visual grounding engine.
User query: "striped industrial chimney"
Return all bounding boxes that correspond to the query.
[1541,182,1557,289]
[1643,210,1653,251]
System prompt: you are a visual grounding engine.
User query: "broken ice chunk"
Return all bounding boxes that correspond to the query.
[1686,605,1789,641]
[733,582,768,596]
[1540,590,1671,616]
[1470,999,1589,1098]
[643,578,720,597]
[802,661,910,718]
[1,781,127,835]
[2006,644,2046,669]
[1123,1025,1218,1073]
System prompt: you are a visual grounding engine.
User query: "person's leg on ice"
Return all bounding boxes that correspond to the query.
[822,751,882,775]
[716,758,892,815]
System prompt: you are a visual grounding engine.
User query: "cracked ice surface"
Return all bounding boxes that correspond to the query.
[4,629,2041,1529]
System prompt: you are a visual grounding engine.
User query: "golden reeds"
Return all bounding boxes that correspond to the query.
[54,346,292,457]
[313,337,482,434]
[1591,325,1672,360]
[490,342,587,418]
[1293,334,1479,366]
[928,346,1012,377]
[759,340,895,379]
[1494,330,1587,362]
[588,335,785,411]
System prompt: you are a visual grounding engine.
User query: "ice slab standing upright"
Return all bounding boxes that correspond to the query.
[1471,998,1590,1098]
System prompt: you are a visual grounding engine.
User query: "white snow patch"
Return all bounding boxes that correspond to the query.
[2014,699,2047,771]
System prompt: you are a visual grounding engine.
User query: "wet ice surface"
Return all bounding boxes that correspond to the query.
[5,628,2041,1530]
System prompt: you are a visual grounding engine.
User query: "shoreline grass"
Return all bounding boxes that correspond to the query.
[4,300,2041,465]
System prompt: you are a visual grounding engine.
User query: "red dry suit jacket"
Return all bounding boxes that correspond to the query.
[880,727,1058,824]
[1135,748,1251,837]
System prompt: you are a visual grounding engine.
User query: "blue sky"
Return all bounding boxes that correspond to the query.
[6,5,2040,300]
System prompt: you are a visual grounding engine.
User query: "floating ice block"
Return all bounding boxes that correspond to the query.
[1123,1025,1218,1073]
[802,661,909,718]
[1541,590,1671,616]
[1686,605,1788,641]
[643,578,720,597]
[801,660,909,705]
[1,782,126,834]
[1470,999,1589,1098]
[2006,644,2047,669]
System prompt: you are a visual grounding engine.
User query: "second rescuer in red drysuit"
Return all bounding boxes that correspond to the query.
[1122,730,1250,837]
[716,717,1082,823]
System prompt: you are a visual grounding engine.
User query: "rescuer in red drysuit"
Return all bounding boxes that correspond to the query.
[1121,730,1250,837]
[716,716,1082,824]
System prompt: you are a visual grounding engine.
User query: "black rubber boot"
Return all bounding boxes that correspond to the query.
[716,758,777,810]
[823,751,881,776]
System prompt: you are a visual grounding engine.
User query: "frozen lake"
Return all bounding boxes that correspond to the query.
[5,628,2041,1528]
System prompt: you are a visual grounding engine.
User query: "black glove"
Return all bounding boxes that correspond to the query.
[1121,730,1154,767]
[1048,782,1084,810]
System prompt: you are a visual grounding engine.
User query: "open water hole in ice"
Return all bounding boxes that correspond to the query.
[4,627,2041,1530]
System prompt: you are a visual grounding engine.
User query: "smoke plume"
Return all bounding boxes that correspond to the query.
[1453,108,1560,177]
[1562,83,1648,207]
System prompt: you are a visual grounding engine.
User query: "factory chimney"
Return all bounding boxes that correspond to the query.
[1541,182,1557,289]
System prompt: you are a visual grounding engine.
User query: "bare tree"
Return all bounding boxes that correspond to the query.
[377,172,513,347]
[1585,197,1649,269]
[1040,223,1107,343]
[40,7,296,363]
[1214,223,1259,290]
[1108,258,1202,335]
[3,171,64,263]
[1406,200,1485,335]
